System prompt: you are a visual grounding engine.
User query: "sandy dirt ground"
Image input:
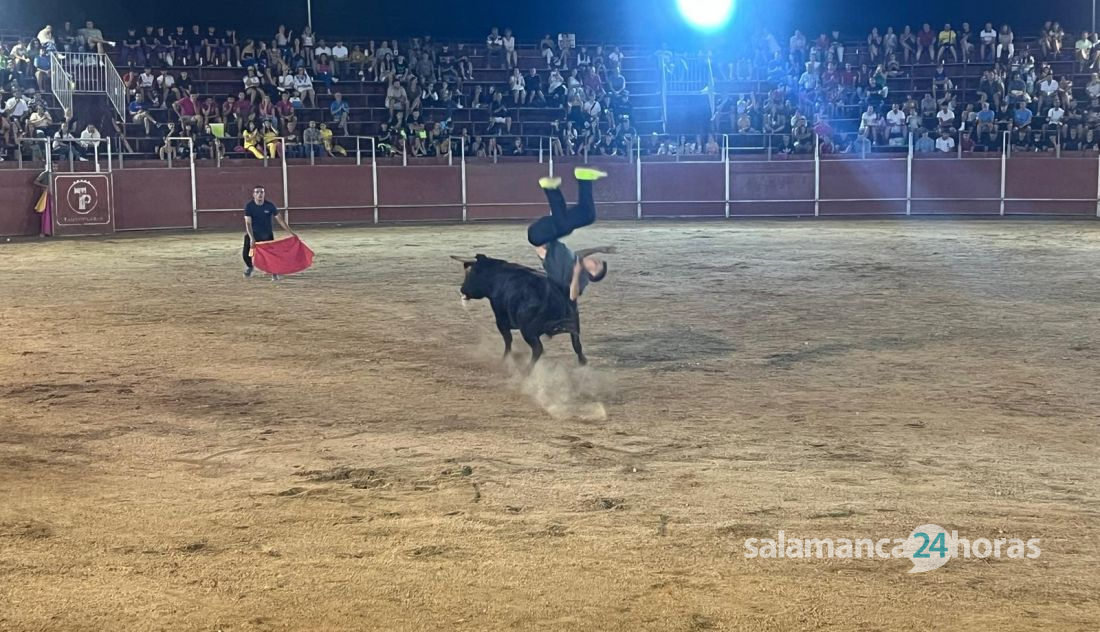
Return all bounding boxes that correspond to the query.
[1,219,1099,632]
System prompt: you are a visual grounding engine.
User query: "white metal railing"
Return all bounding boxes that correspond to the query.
[58,52,111,92]
[49,52,75,114]
[102,54,127,119]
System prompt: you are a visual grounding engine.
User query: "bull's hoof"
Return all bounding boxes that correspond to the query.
[577,355,588,366]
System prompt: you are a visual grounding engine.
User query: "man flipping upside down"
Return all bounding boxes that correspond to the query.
[527,166,615,302]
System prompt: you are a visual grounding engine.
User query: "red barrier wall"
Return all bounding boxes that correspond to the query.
[2,157,1097,237]
[820,158,907,215]
[113,169,193,230]
[0,171,44,237]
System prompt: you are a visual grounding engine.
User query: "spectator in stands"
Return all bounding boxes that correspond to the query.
[976,23,996,63]
[936,103,957,133]
[866,28,882,65]
[78,20,114,54]
[895,25,914,63]
[4,88,30,124]
[79,123,101,156]
[119,28,142,67]
[256,94,276,129]
[32,49,50,93]
[329,92,350,136]
[486,27,504,69]
[1037,71,1059,111]
[916,24,935,63]
[976,101,996,142]
[912,130,933,152]
[315,54,336,94]
[385,75,408,120]
[958,23,974,63]
[241,122,264,158]
[525,68,545,105]
[859,105,882,144]
[330,41,349,78]
[293,67,316,108]
[583,66,603,94]
[1047,99,1066,137]
[275,92,296,128]
[175,92,202,128]
[200,96,220,127]
[885,103,906,141]
[127,93,155,134]
[320,123,345,156]
[936,24,957,62]
[503,28,518,70]
[243,66,262,104]
[509,68,526,106]
[1013,102,1033,132]
[935,130,955,153]
[488,91,513,134]
[1076,32,1093,72]
[997,25,1015,62]
[932,63,952,99]
[52,123,82,161]
[300,120,321,157]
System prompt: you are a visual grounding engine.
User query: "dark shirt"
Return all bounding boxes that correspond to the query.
[245,200,279,240]
[542,240,587,297]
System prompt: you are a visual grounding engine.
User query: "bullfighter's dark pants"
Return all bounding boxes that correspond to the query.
[527,180,596,247]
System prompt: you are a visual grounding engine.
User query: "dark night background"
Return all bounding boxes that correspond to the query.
[1,0,1094,45]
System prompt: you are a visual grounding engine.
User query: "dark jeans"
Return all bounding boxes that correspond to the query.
[243,232,273,267]
[527,180,596,246]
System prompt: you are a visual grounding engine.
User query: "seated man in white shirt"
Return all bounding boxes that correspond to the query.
[935,130,956,152]
[1076,32,1093,72]
[885,103,907,140]
[1046,102,1066,135]
[79,124,102,161]
[1038,74,1060,111]
[2,88,31,121]
[331,41,349,77]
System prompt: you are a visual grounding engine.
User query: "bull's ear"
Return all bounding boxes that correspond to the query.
[450,255,475,266]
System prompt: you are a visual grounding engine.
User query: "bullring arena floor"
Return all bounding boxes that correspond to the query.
[1,219,1099,631]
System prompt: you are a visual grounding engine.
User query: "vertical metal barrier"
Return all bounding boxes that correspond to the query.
[1096,149,1100,218]
[906,132,913,216]
[49,52,75,114]
[460,141,468,222]
[813,134,821,217]
[189,139,198,230]
[722,134,730,218]
[1000,131,1009,216]
[102,55,127,118]
[635,137,642,219]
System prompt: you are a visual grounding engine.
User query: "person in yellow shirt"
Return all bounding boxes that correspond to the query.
[937,23,958,62]
[262,120,281,158]
[243,122,265,159]
[319,123,346,156]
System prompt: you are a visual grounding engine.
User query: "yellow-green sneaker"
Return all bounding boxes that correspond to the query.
[574,167,608,181]
[539,177,562,189]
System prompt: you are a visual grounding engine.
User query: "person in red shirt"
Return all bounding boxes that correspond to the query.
[917,23,936,63]
[173,92,200,127]
[275,93,296,129]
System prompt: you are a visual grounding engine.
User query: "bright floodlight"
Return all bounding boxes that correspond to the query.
[676,0,734,31]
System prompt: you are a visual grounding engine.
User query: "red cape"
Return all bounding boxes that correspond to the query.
[253,235,314,275]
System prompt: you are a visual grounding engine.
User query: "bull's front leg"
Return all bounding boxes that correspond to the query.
[571,331,587,366]
[570,314,587,365]
[521,328,544,367]
[495,317,513,359]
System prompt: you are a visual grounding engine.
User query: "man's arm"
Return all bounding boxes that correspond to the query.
[570,259,584,302]
[275,210,295,235]
[244,215,255,243]
[573,245,615,259]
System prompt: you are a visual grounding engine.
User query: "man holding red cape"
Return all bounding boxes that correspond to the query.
[243,185,313,280]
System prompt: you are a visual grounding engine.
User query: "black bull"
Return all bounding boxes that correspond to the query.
[453,254,586,366]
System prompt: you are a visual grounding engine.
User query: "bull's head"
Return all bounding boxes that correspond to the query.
[451,254,498,301]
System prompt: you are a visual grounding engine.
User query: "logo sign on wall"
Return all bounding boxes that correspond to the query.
[54,174,113,233]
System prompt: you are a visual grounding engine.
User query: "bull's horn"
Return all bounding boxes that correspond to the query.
[450,255,475,264]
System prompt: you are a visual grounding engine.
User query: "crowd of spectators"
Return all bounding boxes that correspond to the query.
[103,24,641,160]
[704,21,1100,154]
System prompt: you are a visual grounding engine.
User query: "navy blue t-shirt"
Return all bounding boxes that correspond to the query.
[245,201,279,241]
[542,240,587,298]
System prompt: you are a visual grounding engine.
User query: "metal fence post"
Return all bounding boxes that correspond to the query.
[814,133,821,217]
[723,133,730,219]
[636,136,643,219]
[460,143,468,222]
[1000,131,1008,216]
[906,132,913,216]
[281,136,289,223]
[190,139,198,230]
[372,140,379,224]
